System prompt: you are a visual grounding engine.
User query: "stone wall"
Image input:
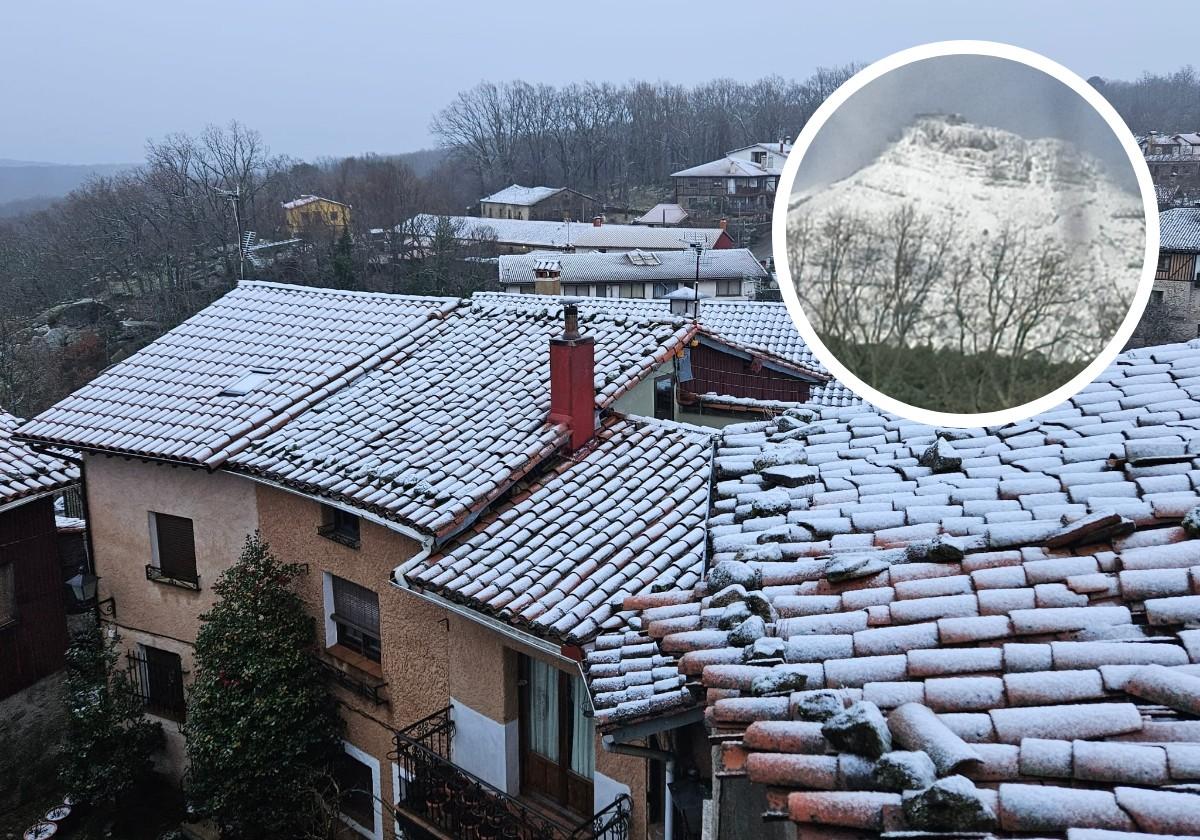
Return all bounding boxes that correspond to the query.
[0,671,66,813]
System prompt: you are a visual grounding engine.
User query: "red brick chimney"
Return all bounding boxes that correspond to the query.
[719,218,728,231]
[592,216,603,227]
[549,303,596,451]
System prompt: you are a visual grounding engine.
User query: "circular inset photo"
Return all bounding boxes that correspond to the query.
[774,41,1157,427]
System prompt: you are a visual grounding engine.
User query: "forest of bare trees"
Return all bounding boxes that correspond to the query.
[430,69,860,200]
[788,205,1128,412]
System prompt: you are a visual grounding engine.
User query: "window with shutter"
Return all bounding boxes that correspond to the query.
[152,512,197,584]
[0,563,14,626]
[331,576,381,662]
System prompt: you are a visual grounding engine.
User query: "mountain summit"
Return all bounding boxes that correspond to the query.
[790,115,1145,293]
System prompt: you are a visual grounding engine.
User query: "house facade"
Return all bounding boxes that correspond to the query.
[671,142,792,241]
[498,248,769,301]
[283,195,352,236]
[16,281,845,840]
[0,411,77,701]
[480,184,601,222]
[1135,207,1200,344]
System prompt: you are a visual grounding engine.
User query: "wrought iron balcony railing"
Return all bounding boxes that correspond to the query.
[390,706,631,840]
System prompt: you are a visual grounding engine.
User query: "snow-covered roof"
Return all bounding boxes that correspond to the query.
[672,157,776,179]
[673,142,792,179]
[18,282,460,469]
[0,410,76,507]
[634,203,689,225]
[19,282,703,538]
[473,293,859,408]
[408,215,729,251]
[498,248,766,285]
[281,195,350,210]
[586,339,1200,837]
[479,184,564,206]
[228,298,695,536]
[404,417,713,643]
[1159,208,1200,252]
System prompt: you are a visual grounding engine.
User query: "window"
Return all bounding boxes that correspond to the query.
[1159,254,1172,271]
[319,504,361,548]
[1152,290,1165,305]
[519,656,594,816]
[335,743,382,839]
[149,512,198,587]
[0,562,14,627]
[654,375,675,421]
[617,283,645,299]
[330,576,381,663]
[716,279,741,297]
[131,645,186,721]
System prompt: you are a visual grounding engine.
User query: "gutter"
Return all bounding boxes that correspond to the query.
[389,573,577,665]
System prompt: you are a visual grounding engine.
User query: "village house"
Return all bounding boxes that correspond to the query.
[1137,207,1200,344]
[671,141,792,241]
[283,194,353,236]
[587,342,1200,839]
[15,280,845,840]
[0,410,79,814]
[479,184,601,222]
[405,214,734,255]
[497,247,770,301]
[0,410,78,701]
[1141,134,1200,208]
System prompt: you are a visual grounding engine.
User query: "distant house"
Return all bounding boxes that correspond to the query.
[479,184,600,221]
[671,141,792,239]
[404,214,734,254]
[0,410,77,701]
[498,247,769,300]
[1142,133,1200,207]
[1136,207,1200,344]
[282,195,352,235]
[633,203,688,227]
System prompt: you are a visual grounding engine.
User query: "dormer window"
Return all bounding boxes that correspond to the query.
[751,150,767,165]
[219,368,276,397]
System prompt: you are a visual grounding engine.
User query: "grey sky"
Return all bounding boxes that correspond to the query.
[0,0,1189,164]
[794,55,1141,194]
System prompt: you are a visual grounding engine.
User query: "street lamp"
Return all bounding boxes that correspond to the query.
[64,572,99,613]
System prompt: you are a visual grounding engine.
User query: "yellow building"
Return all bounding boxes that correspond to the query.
[282,194,352,235]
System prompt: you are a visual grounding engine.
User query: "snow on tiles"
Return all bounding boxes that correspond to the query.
[585,340,1200,838]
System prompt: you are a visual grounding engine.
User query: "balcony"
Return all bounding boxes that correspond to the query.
[391,707,631,840]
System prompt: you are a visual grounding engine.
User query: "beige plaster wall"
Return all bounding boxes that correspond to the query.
[84,454,261,778]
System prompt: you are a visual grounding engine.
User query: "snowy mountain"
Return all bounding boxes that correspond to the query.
[789,115,1145,294]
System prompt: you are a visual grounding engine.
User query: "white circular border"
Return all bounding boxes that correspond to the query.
[773,40,1160,428]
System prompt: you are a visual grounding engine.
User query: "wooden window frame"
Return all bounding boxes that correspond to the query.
[148,512,199,589]
[517,655,594,818]
[329,575,382,664]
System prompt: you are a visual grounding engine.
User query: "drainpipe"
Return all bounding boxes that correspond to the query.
[602,735,674,840]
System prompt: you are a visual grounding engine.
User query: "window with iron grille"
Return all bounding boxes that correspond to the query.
[331,576,381,662]
[129,645,186,722]
[151,512,198,585]
[319,504,361,548]
[0,562,14,627]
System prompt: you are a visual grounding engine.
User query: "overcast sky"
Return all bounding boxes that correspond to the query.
[794,55,1141,193]
[0,0,1190,164]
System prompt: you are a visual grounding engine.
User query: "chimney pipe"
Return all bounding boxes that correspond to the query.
[549,303,596,451]
[592,216,603,227]
[719,218,728,231]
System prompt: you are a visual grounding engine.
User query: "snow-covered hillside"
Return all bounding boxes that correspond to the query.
[789,115,1146,294]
